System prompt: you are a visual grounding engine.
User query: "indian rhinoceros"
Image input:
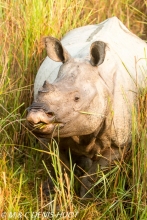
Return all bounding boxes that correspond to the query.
[26,17,147,197]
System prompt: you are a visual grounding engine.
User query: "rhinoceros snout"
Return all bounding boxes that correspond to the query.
[26,109,55,125]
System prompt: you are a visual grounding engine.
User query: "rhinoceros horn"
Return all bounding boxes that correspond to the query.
[90,41,106,66]
[44,36,71,63]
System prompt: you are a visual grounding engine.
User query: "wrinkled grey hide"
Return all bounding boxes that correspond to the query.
[26,17,147,198]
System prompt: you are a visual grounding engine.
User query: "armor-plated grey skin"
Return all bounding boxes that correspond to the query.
[26,17,147,197]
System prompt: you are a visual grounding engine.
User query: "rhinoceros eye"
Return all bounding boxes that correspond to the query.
[74,96,80,102]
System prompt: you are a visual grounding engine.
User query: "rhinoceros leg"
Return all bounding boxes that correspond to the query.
[37,138,70,196]
[42,152,93,197]
[80,145,128,198]
[41,137,92,197]
[42,147,72,196]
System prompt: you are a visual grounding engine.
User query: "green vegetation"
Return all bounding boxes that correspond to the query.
[0,0,147,219]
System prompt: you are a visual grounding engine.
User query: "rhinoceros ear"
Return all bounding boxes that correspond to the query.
[90,41,106,66]
[44,36,71,63]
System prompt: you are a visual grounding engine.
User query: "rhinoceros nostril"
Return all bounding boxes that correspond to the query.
[46,112,54,117]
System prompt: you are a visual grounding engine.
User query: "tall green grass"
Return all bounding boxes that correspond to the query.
[0,0,147,219]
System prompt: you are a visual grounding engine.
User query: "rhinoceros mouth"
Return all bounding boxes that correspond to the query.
[27,120,65,136]
[26,102,65,136]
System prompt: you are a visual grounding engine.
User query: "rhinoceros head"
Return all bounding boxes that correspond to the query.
[26,37,110,138]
